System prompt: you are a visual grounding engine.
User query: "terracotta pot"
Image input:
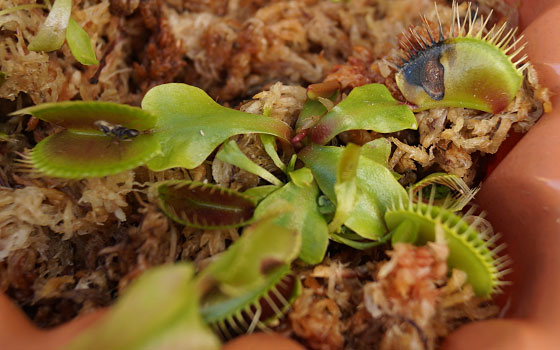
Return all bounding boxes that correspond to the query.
[1,1,559,349]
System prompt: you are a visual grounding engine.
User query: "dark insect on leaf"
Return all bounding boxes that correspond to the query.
[156,180,257,229]
[94,120,140,140]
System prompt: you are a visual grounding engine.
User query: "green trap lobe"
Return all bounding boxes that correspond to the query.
[13,101,156,132]
[31,131,160,178]
[385,203,499,297]
[157,181,256,229]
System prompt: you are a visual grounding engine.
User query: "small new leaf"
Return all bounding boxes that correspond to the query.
[295,98,328,132]
[216,140,283,186]
[328,143,360,233]
[300,143,407,240]
[254,168,329,264]
[28,0,72,52]
[260,134,287,173]
[66,18,99,65]
[308,84,417,145]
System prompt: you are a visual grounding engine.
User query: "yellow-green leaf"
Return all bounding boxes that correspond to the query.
[67,263,220,350]
[66,17,99,65]
[141,84,292,171]
[28,0,72,52]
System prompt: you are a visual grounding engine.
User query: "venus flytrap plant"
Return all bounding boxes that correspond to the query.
[196,216,301,337]
[299,141,408,240]
[12,84,292,178]
[216,142,329,264]
[1,1,528,345]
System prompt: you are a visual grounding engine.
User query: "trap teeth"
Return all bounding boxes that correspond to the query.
[396,1,526,114]
[386,198,510,297]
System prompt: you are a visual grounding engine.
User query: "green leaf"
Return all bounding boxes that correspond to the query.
[67,263,220,350]
[202,216,300,292]
[288,166,314,188]
[66,17,99,65]
[390,219,419,245]
[31,131,160,178]
[328,143,360,233]
[287,154,297,173]
[141,84,292,171]
[362,138,402,180]
[299,144,407,240]
[308,84,417,145]
[361,138,392,166]
[295,98,328,132]
[11,101,157,132]
[254,168,328,264]
[243,185,280,203]
[330,231,384,250]
[156,180,256,229]
[216,140,283,186]
[260,134,287,173]
[28,0,72,52]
